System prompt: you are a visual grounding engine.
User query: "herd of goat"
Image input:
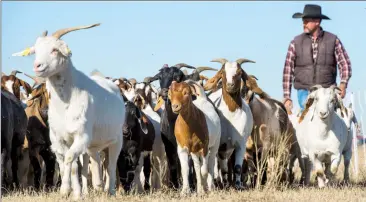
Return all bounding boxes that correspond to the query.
[1,23,359,200]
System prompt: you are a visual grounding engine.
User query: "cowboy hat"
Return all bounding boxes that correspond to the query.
[292,4,330,20]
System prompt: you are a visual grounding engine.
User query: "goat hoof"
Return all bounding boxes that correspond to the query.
[180,187,191,197]
[82,187,89,196]
[108,189,117,197]
[60,185,71,197]
[342,180,351,186]
[72,193,82,201]
[144,184,150,192]
[234,181,245,191]
[196,186,206,196]
[317,178,326,188]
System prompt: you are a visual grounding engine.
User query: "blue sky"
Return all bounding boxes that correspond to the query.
[2,1,366,103]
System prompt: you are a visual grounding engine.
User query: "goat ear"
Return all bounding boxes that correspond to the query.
[199,75,209,81]
[189,85,197,96]
[298,97,315,123]
[19,79,32,97]
[147,72,161,84]
[240,68,249,83]
[154,96,165,112]
[332,86,342,95]
[203,68,223,91]
[310,84,323,93]
[136,111,148,135]
[12,46,35,57]
[57,41,72,57]
[138,119,148,135]
[245,75,266,98]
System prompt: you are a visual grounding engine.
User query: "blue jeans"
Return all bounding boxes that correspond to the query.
[297,89,309,113]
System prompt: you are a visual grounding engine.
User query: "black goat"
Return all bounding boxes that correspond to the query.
[117,101,155,193]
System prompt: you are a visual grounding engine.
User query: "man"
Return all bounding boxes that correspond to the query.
[282,4,352,113]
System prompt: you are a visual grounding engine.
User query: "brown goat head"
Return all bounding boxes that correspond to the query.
[168,81,196,114]
[1,71,32,100]
[203,58,255,94]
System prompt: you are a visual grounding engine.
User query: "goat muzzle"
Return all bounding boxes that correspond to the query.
[172,104,181,114]
[319,111,329,119]
[225,83,238,93]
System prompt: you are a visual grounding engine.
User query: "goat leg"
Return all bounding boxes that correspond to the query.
[143,153,151,192]
[40,148,56,191]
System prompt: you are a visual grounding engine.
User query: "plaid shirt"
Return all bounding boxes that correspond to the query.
[282,27,352,99]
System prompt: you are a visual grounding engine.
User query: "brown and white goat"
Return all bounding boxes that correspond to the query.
[203,58,254,190]
[1,71,33,105]
[169,80,221,195]
[21,74,58,191]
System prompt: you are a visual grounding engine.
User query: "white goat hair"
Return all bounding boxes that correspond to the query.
[296,85,348,188]
[12,23,125,200]
[135,82,160,109]
[206,58,254,188]
[336,101,358,183]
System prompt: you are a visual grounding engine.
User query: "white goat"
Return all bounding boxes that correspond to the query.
[336,102,358,183]
[12,24,125,199]
[296,85,348,188]
[203,58,254,189]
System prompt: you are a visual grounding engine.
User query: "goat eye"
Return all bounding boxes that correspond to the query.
[51,48,58,53]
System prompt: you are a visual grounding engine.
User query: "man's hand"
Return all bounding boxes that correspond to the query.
[283,98,293,115]
[339,83,347,99]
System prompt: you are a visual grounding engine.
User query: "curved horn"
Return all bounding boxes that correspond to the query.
[194,66,218,74]
[122,78,133,88]
[52,23,101,39]
[210,58,228,65]
[11,70,22,76]
[146,72,160,84]
[248,75,258,80]
[23,73,37,81]
[41,30,48,37]
[23,73,46,84]
[236,58,256,65]
[2,72,7,77]
[330,85,342,93]
[143,76,153,83]
[173,63,196,69]
[128,78,137,86]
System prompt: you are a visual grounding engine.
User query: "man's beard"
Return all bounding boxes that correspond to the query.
[303,25,314,34]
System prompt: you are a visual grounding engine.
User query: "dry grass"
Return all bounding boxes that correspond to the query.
[3,146,366,202]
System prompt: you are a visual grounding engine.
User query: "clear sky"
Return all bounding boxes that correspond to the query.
[2,1,366,103]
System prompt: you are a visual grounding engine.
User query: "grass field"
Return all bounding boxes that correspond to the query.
[2,146,366,202]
